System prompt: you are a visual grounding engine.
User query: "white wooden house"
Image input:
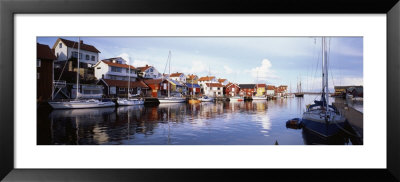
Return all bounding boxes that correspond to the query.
[52,38,100,67]
[137,65,162,79]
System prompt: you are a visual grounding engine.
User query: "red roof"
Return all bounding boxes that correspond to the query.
[226,82,240,88]
[206,83,223,87]
[199,76,215,81]
[256,84,266,88]
[102,60,135,69]
[53,38,100,53]
[267,85,275,90]
[187,74,198,80]
[143,79,163,85]
[37,43,56,60]
[137,65,152,72]
[169,72,183,77]
[102,79,148,88]
[218,79,227,83]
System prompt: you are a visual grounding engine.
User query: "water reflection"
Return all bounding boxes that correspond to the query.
[37,94,360,145]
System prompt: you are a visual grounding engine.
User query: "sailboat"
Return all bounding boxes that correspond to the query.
[117,60,144,106]
[301,37,346,138]
[48,37,115,109]
[158,51,186,103]
[295,77,304,97]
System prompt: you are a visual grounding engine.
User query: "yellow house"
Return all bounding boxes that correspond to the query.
[256,84,266,96]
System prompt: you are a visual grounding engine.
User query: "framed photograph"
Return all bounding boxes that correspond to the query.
[1,0,399,181]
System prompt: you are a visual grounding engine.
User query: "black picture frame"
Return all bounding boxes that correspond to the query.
[1,0,399,181]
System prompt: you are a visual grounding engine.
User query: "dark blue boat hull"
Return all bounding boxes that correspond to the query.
[301,119,345,138]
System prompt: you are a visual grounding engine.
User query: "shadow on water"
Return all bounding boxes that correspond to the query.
[37,95,362,145]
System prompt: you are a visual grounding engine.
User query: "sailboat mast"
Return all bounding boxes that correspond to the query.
[128,63,130,98]
[168,51,171,98]
[322,37,329,109]
[76,37,80,100]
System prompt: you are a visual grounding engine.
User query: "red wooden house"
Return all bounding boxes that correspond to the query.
[37,43,56,102]
[225,83,240,96]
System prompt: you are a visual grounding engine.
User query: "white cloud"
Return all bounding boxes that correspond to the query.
[248,59,279,82]
[117,53,131,64]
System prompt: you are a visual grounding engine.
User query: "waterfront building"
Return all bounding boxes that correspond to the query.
[266,85,276,96]
[198,76,218,94]
[143,79,163,97]
[94,58,149,97]
[276,85,288,97]
[255,84,266,96]
[203,83,224,97]
[238,84,256,96]
[94,59,138,81]
[225,82,240,96]
[137,65,162,79]
[161,79,186,96]
[186,83,201,96]
[37,43,56,102]
[186,74,199,84]
[52,38,100,82]
[334,86,348,96]
[347,86,363,97]
[169,72,186,83]
[186,74,201,95]
[97,79,149,97]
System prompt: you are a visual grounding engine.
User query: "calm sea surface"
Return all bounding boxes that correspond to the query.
[37,94,361,145]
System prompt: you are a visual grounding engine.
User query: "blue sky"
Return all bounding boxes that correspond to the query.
[37,37,363,92]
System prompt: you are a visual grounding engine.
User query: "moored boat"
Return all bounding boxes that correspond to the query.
[48,37,115,109]
[117,98,144,106]
[252,96,267,100]
[200,96,214,102]
[301,37,346,138]
[230,96,244,101]
[48,99,115,109]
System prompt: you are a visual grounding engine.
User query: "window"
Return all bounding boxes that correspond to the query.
[86,55,90,60]
[91,56,95,61]
[149,68,153,72]
[97,67,101,69]
[119,88,125,91]
[37,59,41,67]
[37,73,40,79]
[79,53,82,59]
[59,43,62,48]
[72,51,78,58]
[111,66,122,72]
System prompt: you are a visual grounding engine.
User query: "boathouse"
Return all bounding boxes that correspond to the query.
[225,83,240,96]
[238,84,256,96]
[37,43,56,102]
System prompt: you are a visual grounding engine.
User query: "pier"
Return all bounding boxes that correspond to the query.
[333,101,363,142]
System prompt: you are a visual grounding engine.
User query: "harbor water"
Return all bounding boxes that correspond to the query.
[37,94,362,145]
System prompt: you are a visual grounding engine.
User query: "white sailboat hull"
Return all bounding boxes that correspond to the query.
[158,97,186,103]
[252,96,267,100]
[117,98,144,106]
[48,100,115,109]
[201,98,214,102]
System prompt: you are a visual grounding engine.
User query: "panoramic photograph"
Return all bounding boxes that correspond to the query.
[36,37,363,145]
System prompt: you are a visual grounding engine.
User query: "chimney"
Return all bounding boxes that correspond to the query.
[80,40,83,44]
[145,64,148,67]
